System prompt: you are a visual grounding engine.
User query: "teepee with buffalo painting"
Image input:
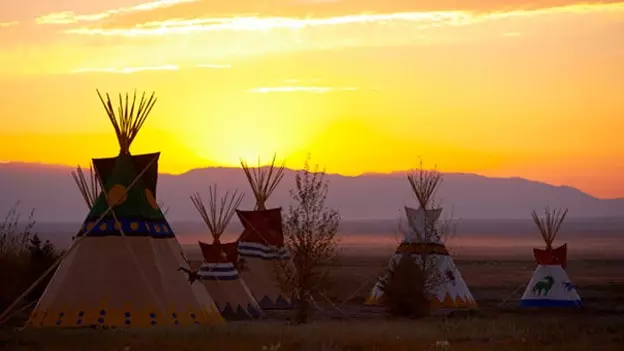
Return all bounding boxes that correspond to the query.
[366,164,476,310]
[28,90,223,328]
[520,207,581,307]
[190,185,264,320]
[235,155,293,310]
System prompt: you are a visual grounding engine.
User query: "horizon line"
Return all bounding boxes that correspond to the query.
[1,159,622,201]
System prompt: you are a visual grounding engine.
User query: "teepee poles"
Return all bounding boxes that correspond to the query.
[240,154,284,211]
[96,89,157,155]
[531,207,568,250]
[407,160,442,210]
[190,185,244,244]
[71,164,99,210]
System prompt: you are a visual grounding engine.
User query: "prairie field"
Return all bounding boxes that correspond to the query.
[2,242,623,351]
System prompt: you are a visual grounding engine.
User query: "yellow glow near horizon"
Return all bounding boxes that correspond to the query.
[0,0,623,198]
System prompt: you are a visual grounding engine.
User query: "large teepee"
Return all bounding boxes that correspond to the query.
[520,208,581,307]
[191,185,264,320]
[366,165,477,310]
[27,90,223,328]
[235,155,293,310]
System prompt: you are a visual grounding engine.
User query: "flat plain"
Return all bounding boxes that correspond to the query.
[1,239,623,350]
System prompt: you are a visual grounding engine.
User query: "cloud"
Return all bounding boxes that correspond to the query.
[248,86,358,93]
[71,65,180,74]
[59,2,624,37]
[35,0,199,25]
[0,21,19,28]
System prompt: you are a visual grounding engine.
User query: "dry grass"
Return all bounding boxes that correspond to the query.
[2,314,624,350]
[3,248,624,350]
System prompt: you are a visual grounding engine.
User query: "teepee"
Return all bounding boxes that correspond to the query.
[520,207,581,307]
[366,165,477,310]
[235,155,293,310]
[27,90,223,328]
[190,185,264,320]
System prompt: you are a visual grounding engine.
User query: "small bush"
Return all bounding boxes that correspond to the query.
[0,203,62,319]
[378,254,431,318]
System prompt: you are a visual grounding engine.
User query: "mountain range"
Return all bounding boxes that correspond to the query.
[1,161,623,225]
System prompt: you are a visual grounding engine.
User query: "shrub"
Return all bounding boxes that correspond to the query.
[0,202,62,320]
[377,253,431,318]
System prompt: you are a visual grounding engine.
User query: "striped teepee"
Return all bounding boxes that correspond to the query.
[520,207,581,307]
[27,90,223,328]
[235,155,293,310]
[191,185,264,320]
[366,164,476,311]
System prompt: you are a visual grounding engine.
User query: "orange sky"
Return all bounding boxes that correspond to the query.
[0,0,623,198]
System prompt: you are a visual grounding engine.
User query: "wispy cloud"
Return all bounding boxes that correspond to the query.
[65,12,470,36]
[60,2,624,37]
[195,63,231,69]
[71,65,180,74]
[0,21,19,28]
[248,86,358,93]
[35,0,199,25]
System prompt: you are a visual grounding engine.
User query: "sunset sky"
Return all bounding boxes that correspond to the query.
[0,0,622,198]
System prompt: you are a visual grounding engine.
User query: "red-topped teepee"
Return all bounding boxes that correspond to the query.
[191,185,264,320]
[235,155,293,310]
[520,207,581,307]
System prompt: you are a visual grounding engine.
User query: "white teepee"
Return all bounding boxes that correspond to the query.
[190,185,264,320]
[366,165,477,310]
[520,207,581,307]
[235,155,293,310]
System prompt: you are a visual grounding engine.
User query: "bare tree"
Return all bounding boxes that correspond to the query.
[276,155,340,324]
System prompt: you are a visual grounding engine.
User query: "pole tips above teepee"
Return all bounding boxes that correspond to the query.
[240,154,285,211]
[407,160,442,210]
[190,184,244,244]
[531,207,568,250]
[71,164,99,210]
[96,89,157,156]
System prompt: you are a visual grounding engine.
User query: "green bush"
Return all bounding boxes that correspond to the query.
[377,254,431,318]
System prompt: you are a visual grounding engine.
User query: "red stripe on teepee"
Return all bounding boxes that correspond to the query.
[533,243,567,268]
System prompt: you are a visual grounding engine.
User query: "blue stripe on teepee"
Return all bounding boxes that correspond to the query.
[199,275,239,281]
[520,299,582,307]
[78,218,175,238]
[238,242,290,260]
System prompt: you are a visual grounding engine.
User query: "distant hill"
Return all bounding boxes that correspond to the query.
[1,162,623,224]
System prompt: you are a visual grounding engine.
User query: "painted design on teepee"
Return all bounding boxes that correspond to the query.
[520,207,581,308]
[366,162,477,310]
[191,184,264,320]
[531,276,554,296]
[236,155,293,310]
[25,90,224,328]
